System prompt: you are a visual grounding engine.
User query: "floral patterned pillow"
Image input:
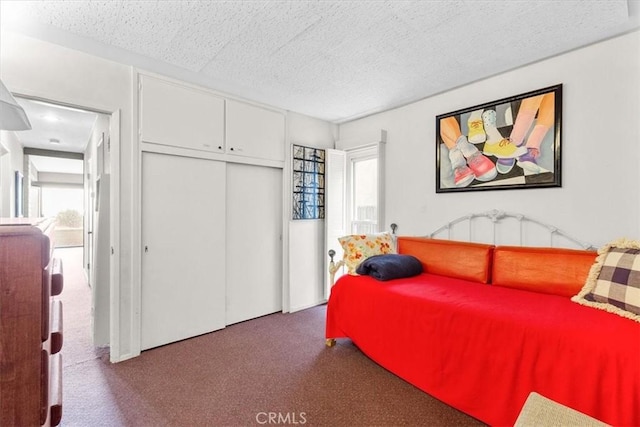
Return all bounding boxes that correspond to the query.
[338,233,396,275]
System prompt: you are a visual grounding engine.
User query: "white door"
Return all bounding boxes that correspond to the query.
[86,162,94,284]
[226,163,282,325]
[141,152,226,350]
[325,149,346,297]
[325,143,385,297]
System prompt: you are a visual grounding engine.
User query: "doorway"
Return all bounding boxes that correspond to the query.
[14,96,112,350]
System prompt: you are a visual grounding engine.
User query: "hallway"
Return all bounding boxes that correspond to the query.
[56,247,107,366]
[55,247,111,426]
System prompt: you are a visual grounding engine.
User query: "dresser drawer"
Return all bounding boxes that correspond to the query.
[49,352,62,426]
[51,258,63,296]
[49,299,63,355]
[41,269,51,342]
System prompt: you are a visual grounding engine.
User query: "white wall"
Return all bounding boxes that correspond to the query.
[1,30,134,360]
[0,130,24,217]
[339,31,640,248]
[286,112,337,311]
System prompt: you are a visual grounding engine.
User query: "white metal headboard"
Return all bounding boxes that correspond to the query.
[424,209,596,251]
[329,209,596,288]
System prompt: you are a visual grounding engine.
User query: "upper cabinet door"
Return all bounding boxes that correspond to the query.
[226,99,285,162]
[140,75,225,153]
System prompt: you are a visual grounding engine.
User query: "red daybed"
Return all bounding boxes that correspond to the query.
[325,237,640,426]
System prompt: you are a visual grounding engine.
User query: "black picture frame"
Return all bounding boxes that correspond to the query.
[435,84,562,193]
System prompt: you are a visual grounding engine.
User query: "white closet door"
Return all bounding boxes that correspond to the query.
[226,164,282,325]
[141,152,226,350]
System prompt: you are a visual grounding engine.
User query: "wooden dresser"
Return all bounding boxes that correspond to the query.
[0,218,63,426]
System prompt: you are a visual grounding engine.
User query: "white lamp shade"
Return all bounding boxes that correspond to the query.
[0,79,31,130]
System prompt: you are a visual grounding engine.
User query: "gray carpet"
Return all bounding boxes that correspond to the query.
[58,247,484,426]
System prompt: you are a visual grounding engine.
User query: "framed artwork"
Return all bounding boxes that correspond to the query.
[436,84,562,193]
[292,144,325,220]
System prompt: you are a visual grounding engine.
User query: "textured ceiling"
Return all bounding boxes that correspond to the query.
[1,1,639,123]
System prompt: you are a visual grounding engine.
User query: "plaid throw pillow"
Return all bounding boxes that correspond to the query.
[572,239,640,322]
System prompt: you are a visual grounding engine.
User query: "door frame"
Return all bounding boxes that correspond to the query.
[10,93,121,360]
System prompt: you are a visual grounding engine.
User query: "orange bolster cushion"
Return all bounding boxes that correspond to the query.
[492,246,597,297]
[397,237,494,283]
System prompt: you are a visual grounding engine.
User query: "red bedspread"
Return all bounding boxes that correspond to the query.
[326,273,640,426]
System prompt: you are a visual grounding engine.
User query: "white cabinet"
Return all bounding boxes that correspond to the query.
[141,152,226,350]
[226,163,283,325]
[226,99,285,162]
[138,72,286,349]
[140,75,225,153]
[139,74,285,164]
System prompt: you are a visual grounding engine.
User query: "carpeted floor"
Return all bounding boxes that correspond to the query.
[58,247,484,427]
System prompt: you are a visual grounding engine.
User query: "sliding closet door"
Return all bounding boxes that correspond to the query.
[141,152,226,350]
[226,163,282,325]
